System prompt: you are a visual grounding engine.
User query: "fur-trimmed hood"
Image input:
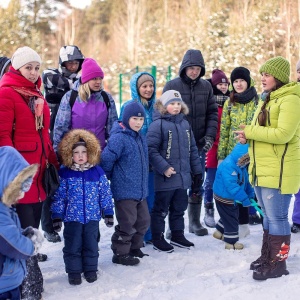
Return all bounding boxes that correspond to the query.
[58,129,101,167]
[0,146,38,206]
[154,99,189,116]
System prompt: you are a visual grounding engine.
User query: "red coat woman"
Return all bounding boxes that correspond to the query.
[0,47,58,230]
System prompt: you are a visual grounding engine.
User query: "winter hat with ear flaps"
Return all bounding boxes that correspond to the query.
[211,69,229,86]
[230,67,251,88]
[259,56,290,84]
[11,46,42,70]
[122,101,145,129]
[81,58,104,84]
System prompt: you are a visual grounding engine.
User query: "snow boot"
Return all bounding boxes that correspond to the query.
[291,223,300,233]
[204,202,216,228]
[225,242,244,250]
[165,227,172,240]
[84,271,97,283]
[152,233,174,253]
[250,229,269,270]
[129,249,149,258]
[188,195,208,236]
[249,212,263,225]
[253,234,290,280]
[68,273,82,285]
[112,254,140,266]
[170,230,194,249]
[213,229,224,240]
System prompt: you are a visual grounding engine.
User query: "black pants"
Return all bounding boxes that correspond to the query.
[16,202,43,229]
[41,196,55,233]
[63,221,99,274]
[238,204,249,225]
[111,200,150,255]
[215,200,239,244]
[151,189,188,237]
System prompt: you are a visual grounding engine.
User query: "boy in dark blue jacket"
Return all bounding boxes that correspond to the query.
[213,143,254,250]
[147,90,203,253]
[101,101,151,266]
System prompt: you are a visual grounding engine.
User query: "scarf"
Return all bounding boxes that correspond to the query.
[233,86,258,105]
[12,86,45,130]
[70,162,94,171]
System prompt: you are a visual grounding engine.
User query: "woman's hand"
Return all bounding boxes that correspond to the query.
[164,167,176,177]
[233,124,247,144]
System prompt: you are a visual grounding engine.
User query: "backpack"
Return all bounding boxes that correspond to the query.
[69,89,111,110]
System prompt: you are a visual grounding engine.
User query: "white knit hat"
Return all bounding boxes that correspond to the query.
[11,46,42,70]
[160,90,183,106]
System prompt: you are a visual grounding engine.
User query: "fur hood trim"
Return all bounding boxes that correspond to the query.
[2,164,38,206]
[59,129,101,167]
[154,99,189,115]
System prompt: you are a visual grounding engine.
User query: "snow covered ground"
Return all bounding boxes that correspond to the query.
[39,198,300,300]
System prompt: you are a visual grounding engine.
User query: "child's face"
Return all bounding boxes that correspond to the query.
[19,62,40,83]
[88,77,103,92]
[166,101,182,115]
[138,81,154,100]
[129,116,144,132]
[233,79,248,93]
[216,83,229,94]
[72,145,88,165]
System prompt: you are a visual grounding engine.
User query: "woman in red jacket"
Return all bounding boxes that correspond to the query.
[0,47,58,243]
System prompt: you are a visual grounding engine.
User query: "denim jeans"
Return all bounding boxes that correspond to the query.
[254,186,291,235]
[203,167,217,204]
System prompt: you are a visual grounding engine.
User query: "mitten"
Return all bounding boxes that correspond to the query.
[202,136,214,153]
[22,226,35,238]
[24,228,44,254]
[52,218,62,233]
[104,215,114,227]
[191,174,203,195]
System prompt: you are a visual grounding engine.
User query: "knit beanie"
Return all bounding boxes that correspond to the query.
[297,60,300,72]
[211,69,229,86]
[259,56,290,84]
[0,56,11,79]
[122,101,145,129]
[160,90,183,107]
[137,74,154,89]
[81,58,104,84]
[11,46,42,70]
[230,67,251,88]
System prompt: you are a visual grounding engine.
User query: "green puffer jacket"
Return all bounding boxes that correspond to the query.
[218,98,257,160]
[245,82,300,194]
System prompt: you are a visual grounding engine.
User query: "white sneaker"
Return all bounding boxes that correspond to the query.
[239,224,250,239]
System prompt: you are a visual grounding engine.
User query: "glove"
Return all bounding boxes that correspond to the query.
[104,215,114,227]
[202,136,214,153]
[52,218,62,232]
[23,227,44,254]
[191,174,203,195]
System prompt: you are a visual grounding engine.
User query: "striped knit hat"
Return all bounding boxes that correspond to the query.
[259,56,290,84]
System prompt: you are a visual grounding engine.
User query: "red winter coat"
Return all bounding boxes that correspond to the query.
[0,67,58,204]
[206,106,223,168]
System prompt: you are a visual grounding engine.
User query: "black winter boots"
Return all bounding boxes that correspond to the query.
[188,195,208,236]
[152,233,174,253]
[170,230,194,249]
[112,254,140,266]
[253,234,290,280]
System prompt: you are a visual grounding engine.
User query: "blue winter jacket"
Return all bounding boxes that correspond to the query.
[51,166,114,223]
[119,72,156,136]
[101,121,149,201]
[213,143,254,205]
[0,147,34,294]
[147,109,202,192]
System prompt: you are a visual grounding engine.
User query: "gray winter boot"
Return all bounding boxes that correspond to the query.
[188,195,208,236]
[204,202,216,228]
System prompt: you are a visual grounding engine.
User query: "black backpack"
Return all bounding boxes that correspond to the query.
[69,89,111,110]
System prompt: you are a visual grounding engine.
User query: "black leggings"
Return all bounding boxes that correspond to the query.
[16,202,43,229]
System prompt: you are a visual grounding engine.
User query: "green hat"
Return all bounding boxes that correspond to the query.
[259,56,290,84]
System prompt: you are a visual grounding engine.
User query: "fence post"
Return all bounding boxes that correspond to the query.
[119,73,123,111]
[151,65,157,80]
[166,65,172,81]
